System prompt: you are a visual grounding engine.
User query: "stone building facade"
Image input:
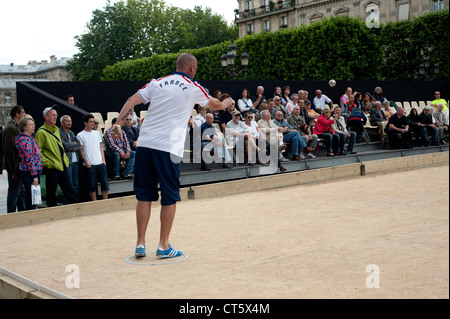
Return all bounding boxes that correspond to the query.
[0,55,70,126]
[235,0,448,38]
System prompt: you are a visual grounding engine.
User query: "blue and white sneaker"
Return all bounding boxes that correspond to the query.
[156,244,183,258]
[135,244,146,257]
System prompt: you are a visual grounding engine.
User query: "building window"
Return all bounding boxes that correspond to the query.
[246,0,253,10]
[247,23,254,34]
[398,3,410,21]
[5,96,11,105]
[280,16,288,28]
[433,0,444,11]
[264,20,271,32]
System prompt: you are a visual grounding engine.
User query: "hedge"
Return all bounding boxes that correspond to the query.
[102,11,449,81]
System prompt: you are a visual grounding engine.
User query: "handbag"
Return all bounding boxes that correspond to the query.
[32,184,42,205]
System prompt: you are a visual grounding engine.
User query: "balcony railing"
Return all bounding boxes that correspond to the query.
[236,0,296,21]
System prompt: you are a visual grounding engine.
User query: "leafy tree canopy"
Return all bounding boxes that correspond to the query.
[66,0,238,81]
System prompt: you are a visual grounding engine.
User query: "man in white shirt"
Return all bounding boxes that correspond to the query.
[225,110,258,164]
[77,114,109,201]
[285,94,299,116]
[313,89,333,113]
[115,52,233,259]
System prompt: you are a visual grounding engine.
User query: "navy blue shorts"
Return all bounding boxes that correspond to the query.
[87,164,109,193]
[134,147,181,206]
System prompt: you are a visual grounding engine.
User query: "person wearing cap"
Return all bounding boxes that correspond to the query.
[35,105,78,207]
[225,110,259,164]
[304,99,320,126]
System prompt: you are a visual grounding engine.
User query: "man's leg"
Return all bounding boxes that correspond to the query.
[45,169,59,207]
[136,201,152,247]
[159,204,176,250]
[58,169,78,204]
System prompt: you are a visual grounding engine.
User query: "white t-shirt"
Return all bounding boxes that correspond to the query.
[237,98,253,112]
[77,130,103,166]
[194,113,206,128]
[285,101,297,116]
[313,94,331,110]
[245,120,260,138]
[137,72,211,158]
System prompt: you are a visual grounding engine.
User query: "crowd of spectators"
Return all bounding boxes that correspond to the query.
[1,95,142,213]
[1,88,448,213]
[199,86,448,168]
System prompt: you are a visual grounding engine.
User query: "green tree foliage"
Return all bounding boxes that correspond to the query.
[379,10,449,79]
[102,10,448,82]
[66,0,238,81]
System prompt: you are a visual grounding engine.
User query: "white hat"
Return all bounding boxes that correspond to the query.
[43,104,59,117]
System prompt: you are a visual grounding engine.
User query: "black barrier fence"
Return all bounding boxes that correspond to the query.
[17,80,449,134]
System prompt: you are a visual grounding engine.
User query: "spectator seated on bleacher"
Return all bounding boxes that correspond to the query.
[430,91,448,115]
[225,110,259,165]
[121,114,139,152]
[273,111,313,160]
[382,100,396,120]
[331,106,357,155]
[385,107,412,149]
[304,100,320,126]
[104,118,135,180]
[433,103,448,145]
[194,105,207,128]
[287,106,317,158]
[313,109,338,157]
[347,108,370,143]
[369,101,388,141]
[200,113,232,171]
[407,108,423,147]
[219,100,235,132]
[418,106,439,146]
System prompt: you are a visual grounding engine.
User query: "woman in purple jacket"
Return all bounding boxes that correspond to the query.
[15,117,43,210]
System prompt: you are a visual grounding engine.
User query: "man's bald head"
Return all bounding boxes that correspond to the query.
[177,53,198,79]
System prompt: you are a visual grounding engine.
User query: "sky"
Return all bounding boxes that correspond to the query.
[0,0,238,65]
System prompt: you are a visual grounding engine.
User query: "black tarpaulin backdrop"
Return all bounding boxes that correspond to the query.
[17,80,449,135]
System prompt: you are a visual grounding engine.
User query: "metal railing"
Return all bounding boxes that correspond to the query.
[236,0,295,21]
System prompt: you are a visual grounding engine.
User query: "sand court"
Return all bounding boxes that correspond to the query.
[0,164,448,299]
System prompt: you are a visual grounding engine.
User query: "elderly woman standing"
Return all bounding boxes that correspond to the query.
[15,117,43,210]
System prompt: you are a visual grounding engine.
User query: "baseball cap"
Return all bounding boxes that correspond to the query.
[43,104,59,117]
[232,109,241,116]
